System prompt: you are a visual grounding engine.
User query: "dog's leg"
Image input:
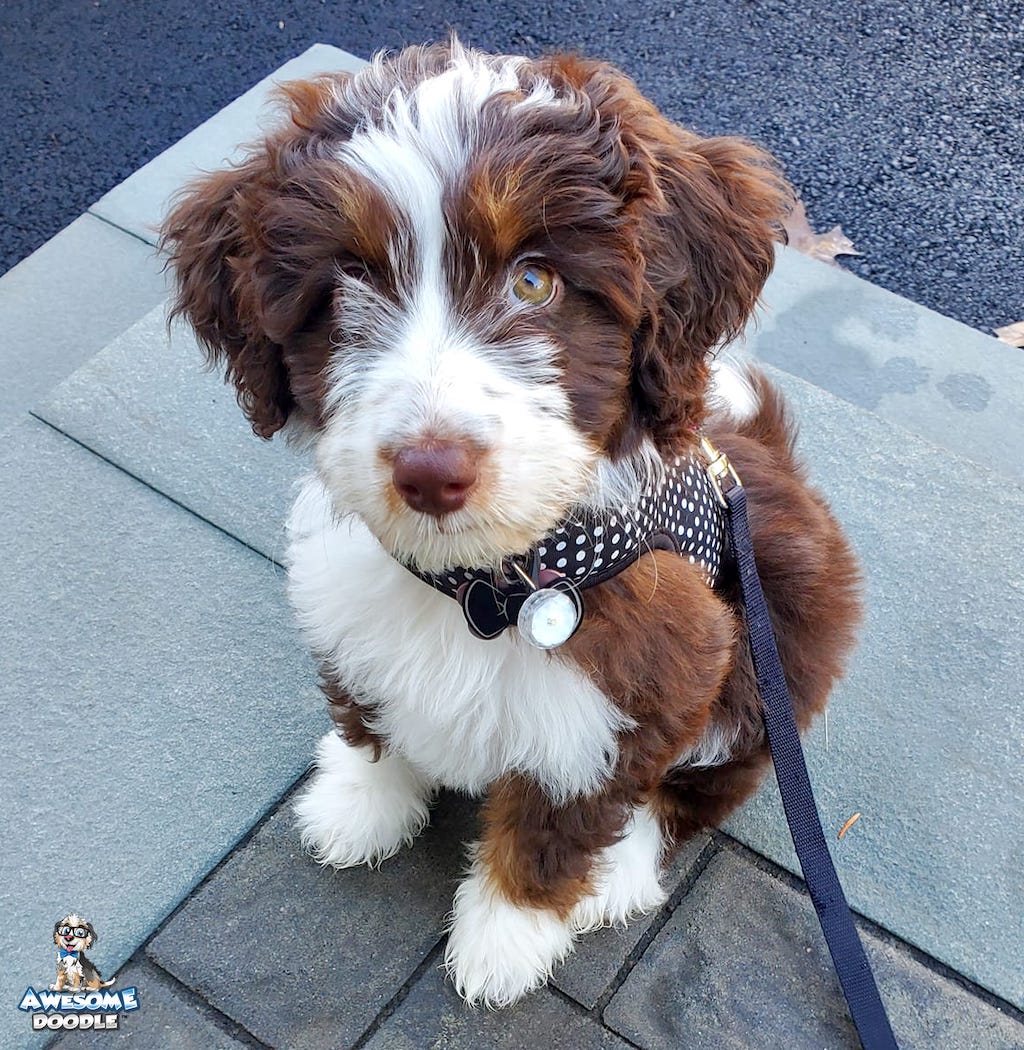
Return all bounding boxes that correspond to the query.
[656,752,771,842]
[570,802,668,932]
[294,731,432,868]
[445,775,650,1007]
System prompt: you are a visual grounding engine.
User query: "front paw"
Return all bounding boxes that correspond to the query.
[571,804,667,932]
[294,732,430,868]
[444,852,574,1008]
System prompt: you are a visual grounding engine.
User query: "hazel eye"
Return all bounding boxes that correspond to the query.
[510,263,558,306]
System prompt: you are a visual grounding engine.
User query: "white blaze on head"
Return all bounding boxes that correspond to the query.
[337,46,527,295]
[316,49,598,571]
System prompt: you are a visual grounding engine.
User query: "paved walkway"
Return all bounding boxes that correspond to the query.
[1,45,1022,1050]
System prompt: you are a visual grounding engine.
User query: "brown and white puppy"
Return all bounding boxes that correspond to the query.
[162,39,860,1006]
[52,914,112,992]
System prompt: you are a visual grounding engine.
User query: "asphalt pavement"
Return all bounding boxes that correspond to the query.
[2,0,1021,333]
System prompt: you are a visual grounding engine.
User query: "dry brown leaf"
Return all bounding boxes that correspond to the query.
[994,321,1024,347]
[784,199,863,266]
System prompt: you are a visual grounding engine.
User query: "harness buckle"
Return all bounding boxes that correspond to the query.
[699,436,742,507]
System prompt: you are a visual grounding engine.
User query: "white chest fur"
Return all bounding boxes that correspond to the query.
[285,478,629,801]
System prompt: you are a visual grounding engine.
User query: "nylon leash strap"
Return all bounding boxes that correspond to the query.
[703,438,899,1050]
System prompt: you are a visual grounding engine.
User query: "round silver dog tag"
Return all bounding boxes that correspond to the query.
[517,587,582,649]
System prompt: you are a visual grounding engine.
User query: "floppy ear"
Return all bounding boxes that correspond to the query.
[84,923,97,948]
[549,58,792,450]
[162,156,293,438]
[160,75,354,438]
[631,130,792,447]
[53,922,61,946]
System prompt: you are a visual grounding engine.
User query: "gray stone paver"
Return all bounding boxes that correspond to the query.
[89,44,366,245]
[722,364,1024,1010]
[37,309,302,562]
[0,213,167,428]
[142,789,705,1046]
[147,792,476,1050]
[50,960,251,1049]
[0,418,321,1049]
[604,848,1024,1050]
[745,246,1024,484]
[552,834,711,1009]
[362,965,632,1050]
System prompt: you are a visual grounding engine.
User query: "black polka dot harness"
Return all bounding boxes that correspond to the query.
[404,443,730,648]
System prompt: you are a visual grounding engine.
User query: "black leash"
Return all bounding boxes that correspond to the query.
[705,440,899,1050]
[395,424,898,1044]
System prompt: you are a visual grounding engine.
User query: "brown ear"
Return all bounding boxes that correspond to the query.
[550,57,792,450]
[160,74,354,439]
[631,130,792,446]
[161,155,293,438]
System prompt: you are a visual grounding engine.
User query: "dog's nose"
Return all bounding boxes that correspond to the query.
[392,442,480,516]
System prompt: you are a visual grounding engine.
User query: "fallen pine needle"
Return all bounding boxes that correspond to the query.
[837,812,862,840]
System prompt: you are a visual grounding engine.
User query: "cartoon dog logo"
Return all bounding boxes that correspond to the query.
[51,914,114,992]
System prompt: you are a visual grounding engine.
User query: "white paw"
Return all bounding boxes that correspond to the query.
[571,804,667,933]
[294,732,430,868]
[444,853,574,1008]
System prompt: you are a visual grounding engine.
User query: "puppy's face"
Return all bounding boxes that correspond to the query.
[163,42,789,572]
[54,915,94,954]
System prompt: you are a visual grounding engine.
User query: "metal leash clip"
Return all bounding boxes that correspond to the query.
[699,435,742,507]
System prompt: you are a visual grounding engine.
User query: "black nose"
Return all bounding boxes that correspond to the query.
[392,442,481,516]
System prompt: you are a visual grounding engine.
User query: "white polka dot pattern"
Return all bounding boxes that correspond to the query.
[413,448,728,601]
[536,450,725,589]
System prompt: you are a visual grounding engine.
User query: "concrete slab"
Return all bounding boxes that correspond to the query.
[744,247,1024,482]
[0,420,321,1050]
[722,364,1024,1010]
[552,834,712,1009]
[0,214,167,429]
[363,965,631,1050]
[50,960,251,1050]
[37,307,303,563]
[604,849,1024,1050]
[148,792,476,1050]
[89,45,367,245]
